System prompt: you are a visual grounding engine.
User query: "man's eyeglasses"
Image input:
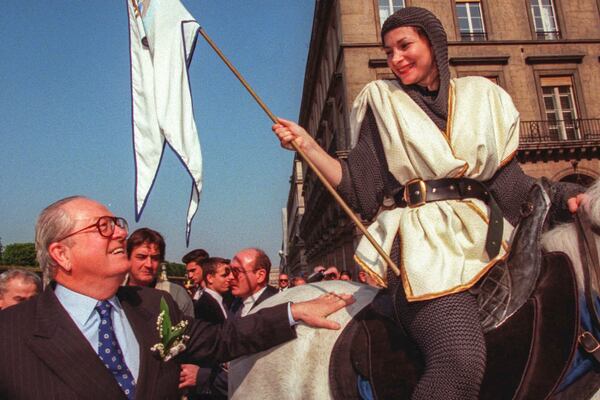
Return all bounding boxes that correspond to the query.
[279,279,289,283]
[231,267,257,278]
[57,216,128,242]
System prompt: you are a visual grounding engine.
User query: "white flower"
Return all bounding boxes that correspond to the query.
[150,297,190,362]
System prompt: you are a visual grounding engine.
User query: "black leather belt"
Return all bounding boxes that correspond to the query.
[393,178,503,259]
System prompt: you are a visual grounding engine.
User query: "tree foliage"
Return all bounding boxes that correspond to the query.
[164,262,186,277]
[2,243,37,266]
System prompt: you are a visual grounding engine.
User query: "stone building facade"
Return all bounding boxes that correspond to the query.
[281,0,600,278]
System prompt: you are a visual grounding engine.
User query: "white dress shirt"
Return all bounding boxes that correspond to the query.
[241,286,269,317]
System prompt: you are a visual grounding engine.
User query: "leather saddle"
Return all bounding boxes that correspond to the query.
[330,180,580,399]
[471,179,552,333]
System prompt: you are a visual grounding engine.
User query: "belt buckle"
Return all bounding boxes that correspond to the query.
[404,179,427,208]
[579,331,600,353]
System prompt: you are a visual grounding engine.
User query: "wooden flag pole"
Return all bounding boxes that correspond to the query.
[198,28,400,276]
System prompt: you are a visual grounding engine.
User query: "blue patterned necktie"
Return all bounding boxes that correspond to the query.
[95,300,136,400]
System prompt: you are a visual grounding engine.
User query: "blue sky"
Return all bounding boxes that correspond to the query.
[0,1,315,265]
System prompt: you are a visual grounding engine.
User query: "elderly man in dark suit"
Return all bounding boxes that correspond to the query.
[0,196,353,400]
[230,248,280,317]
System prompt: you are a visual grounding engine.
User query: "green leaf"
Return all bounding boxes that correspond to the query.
[159,297,172,340]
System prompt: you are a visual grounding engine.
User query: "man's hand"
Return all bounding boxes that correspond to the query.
[290,292,355,330]
[179,363,199,389]
[568,193,589,213]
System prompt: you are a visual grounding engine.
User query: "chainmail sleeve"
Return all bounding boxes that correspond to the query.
[485,157,584,227]
[484,158,536,226]
[337,106,401,221]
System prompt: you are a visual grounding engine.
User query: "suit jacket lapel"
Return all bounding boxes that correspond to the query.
[118,287,161,400]
[208,294,227,322]
[253,285,278,310]
[27,288,126,400]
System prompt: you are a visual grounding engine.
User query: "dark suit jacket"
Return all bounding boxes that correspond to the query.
[194,291,227,323]
[191,292,228,399]
[0,285,295,400]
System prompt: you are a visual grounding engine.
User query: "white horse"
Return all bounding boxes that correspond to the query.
[229,281,380,400]
[230,181,600,400]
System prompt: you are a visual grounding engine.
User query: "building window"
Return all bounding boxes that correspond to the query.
[379,0,405,26]
[455,0,487,41]
[484,76,499,85]
[540,76,579,140]
[530,0,560,39]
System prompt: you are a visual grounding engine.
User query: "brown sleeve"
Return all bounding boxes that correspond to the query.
[337,106,401,221]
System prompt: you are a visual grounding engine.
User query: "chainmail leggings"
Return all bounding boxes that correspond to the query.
[389,275,487,400]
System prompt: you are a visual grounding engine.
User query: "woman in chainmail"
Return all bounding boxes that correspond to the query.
[274,7,584,399]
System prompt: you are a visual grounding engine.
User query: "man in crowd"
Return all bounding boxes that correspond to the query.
[183,248,209,301]
[278,272,289,292]
[323,266,340,281]
[181,257,233,399]
[126,227,194,317]
[291,275,306,287]
[307,265,326,283]
[340,270,352,281]
[358,269,382,288]
[0,196,353,399]
[193,257,233,321]
[230,248,279,317]
[358,269,368,284]
[0,269,41,310]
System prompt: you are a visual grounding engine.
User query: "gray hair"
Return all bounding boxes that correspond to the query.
[0,269,42,297]
[35,196,85,280]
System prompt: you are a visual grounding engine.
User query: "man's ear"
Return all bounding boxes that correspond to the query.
[205,273,214,286]
[255,268,267,285]
[48,242,72,272]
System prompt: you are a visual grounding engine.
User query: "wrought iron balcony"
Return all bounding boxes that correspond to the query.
[520,119,600,144]
[460,32,487,42]
[518,119,600,162]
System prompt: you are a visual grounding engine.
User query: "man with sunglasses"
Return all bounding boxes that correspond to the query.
[0,196,354,400]
[278,273,289,292]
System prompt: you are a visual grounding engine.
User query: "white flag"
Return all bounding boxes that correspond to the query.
[127,0,202,244]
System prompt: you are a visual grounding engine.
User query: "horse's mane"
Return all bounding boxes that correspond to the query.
[541,179,600,291]
[583,179,600,227]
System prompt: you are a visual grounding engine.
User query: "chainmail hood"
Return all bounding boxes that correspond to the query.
[381,7,450,131]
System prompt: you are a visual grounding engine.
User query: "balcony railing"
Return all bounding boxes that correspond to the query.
[520,118,600,144]
[535,30,561,40]
[460,32,487,42]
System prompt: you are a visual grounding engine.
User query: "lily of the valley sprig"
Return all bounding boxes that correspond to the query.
[150,297,190,361]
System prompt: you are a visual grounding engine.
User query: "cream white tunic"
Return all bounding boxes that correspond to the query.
[351,77,519,301]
